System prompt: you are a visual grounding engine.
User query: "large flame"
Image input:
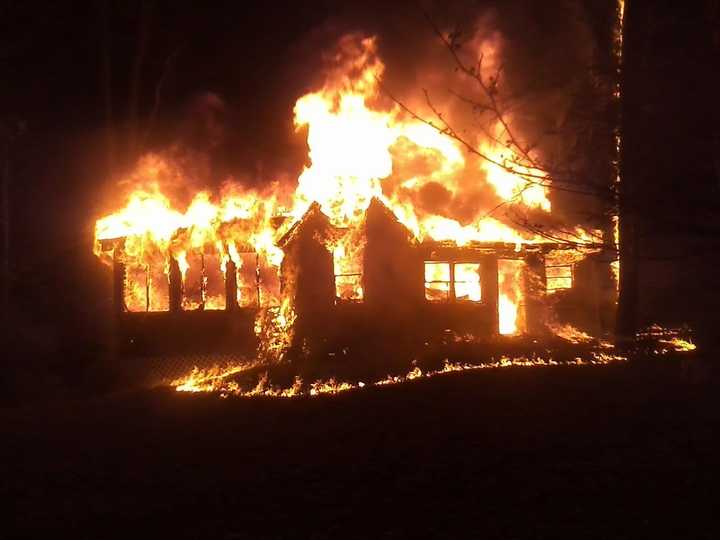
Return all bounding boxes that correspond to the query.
[95,33,600,350]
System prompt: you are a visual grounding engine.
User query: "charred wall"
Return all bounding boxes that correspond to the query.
[106,201,615,360]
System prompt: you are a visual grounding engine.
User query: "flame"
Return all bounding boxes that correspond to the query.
[454,263,482,302]
[498,294,518,335]
[171,360,262,393]
[287,33,560,303]
[637,324,698,354]
[548,322,594,344]
[664,337,696,352]
[479,125,551,212]
[95,32,605,354]
[611,214,620,292]
[498,259,525,335]
[255,297,297,361]
[331,229,365,300]
[612,0,624,295]
[95,165,288,313]
[173,353,627,398]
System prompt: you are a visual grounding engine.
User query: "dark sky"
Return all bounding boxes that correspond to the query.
[2,1,341,346]
[2,0,612,258]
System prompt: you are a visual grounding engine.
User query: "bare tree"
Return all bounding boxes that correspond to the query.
[98,0,181,172]
[382,12,613,245]
[380,6,623,337]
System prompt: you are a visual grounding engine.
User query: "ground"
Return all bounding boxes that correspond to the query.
[4,358,720,539]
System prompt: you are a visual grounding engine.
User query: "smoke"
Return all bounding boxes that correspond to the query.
[134,0,612,231]
[280,0,610,228]
[180,92,228,153]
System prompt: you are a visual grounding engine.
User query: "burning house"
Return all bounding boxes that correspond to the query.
[93,33,617,373]
[97,195,612,361]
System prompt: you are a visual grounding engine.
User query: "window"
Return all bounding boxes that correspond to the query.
[546,264,573,292]
[424,262,482,302]
[334,246,363,301]
[234,252,260,308]
[335,273,363,300]
[181,251,205,310]
[228,251,281,308]
[424,262,451,301]
[124,262,149,312]
[454,263,482,302]
[122,262,170,312]
[203,252,227,310]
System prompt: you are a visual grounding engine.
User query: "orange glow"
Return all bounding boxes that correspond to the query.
[498,259,525,335]
[454,263,482,302]
[173,354,627,397]
[479,126,551,212]
[424,262,451,301]
[95,32,604,356]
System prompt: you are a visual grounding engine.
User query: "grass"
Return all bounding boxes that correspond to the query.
[4,356,719,539]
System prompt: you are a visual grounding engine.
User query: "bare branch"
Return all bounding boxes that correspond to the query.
[379,79,599,197]
[422,11,540,171]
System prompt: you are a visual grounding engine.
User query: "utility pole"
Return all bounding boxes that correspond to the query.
[1,123,11,331]
[614,0,640,347]
[0,120,24,332]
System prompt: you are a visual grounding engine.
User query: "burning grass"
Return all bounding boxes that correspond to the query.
[172,354,627,398]
[170,335,624,398]
[170,324,696,399]
[636,324,697,354]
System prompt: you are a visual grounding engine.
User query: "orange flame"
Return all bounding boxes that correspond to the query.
[95,33,602,350]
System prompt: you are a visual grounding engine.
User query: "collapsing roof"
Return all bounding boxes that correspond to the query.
[98,197,615,360]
